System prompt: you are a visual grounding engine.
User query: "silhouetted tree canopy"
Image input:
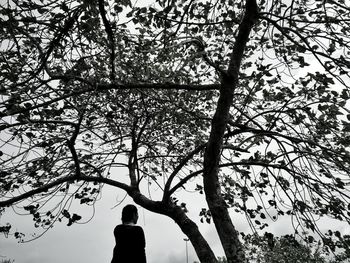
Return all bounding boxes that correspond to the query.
[1,0,350,262]
[243,233,350,263]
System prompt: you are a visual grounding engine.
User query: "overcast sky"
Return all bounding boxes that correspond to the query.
[2,182,350,263]
[0,185,228,263]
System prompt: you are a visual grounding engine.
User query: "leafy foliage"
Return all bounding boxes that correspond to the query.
[1,0,350,262]
[243,233,350,263]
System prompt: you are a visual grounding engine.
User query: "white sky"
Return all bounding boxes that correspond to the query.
[1,129,350,263]
[0,184,228,263]
[3,182,348,263]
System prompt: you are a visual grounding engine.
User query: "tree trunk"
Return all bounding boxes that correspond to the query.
[131,190,218,263]
[203,0,259,262]
[169,204,219,263]
[203,80,245,263]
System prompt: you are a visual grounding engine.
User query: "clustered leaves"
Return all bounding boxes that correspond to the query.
[242,232,350,263]
[0,0,350,259]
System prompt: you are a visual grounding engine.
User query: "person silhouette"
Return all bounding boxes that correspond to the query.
[111,204,147,263]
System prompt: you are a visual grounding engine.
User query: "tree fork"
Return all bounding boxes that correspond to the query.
[130,191,219,263]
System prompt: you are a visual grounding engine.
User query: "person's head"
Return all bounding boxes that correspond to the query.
[121,204,138,224]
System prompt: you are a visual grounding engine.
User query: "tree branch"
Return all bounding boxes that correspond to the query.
[98,0,116,81]
[2,82,220,117]
[260,16,350,86]
[0,175,131,208]
[163,143,206,202]
[20,9,81,86]
[203,0,259,261]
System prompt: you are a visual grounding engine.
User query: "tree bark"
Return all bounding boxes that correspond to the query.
[130,190,218,263]
[203,0,259,262]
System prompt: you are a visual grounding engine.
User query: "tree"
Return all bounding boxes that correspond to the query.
[1,0,350,262]
[243,233,327,263]
[243,233,350,263]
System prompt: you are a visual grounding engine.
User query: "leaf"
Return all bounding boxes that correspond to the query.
[60,3,69,12]
[334,231,341,238]
[268,200,276,206]
[72,213,82,221]
[260,172,268,178]
[114,5,123,13]
[163,5,172,13]
[62,209,70,219]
